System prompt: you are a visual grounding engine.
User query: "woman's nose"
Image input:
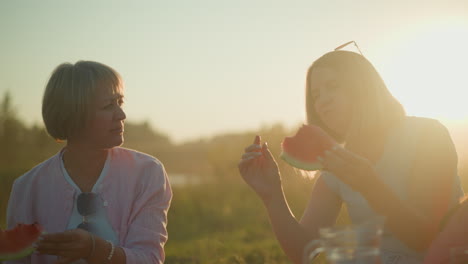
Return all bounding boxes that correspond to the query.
[115,106,126,121]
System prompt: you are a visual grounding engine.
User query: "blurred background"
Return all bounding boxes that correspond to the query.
[1,0,467,263]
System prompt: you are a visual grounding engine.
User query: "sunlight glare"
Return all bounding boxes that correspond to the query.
[383,19,468,121]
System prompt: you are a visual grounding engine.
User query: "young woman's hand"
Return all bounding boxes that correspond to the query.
[238,136,283,203]
[35,229,93,264]
[318,146,378,194]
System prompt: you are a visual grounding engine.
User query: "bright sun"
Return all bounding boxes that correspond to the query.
[380,19,468,122]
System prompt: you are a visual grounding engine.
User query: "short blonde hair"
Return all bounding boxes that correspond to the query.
[305,51,405,158]
[42,61,123,141]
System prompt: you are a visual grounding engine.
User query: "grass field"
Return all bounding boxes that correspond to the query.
[162,178,347,264]
[0,169,325,264]
[1,168,466,264]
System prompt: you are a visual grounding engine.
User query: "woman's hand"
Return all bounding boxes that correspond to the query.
[318,146,378,194]
[238,136,283,203]
[35,229,93,264]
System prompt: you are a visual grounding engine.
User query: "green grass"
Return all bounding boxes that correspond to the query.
[2,168,466,264]
[164,183,293,263]
[1,165,321,264]
[163,179,332,264]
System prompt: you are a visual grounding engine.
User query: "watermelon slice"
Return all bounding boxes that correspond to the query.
[280,124,337,171]
[0,223,43,261]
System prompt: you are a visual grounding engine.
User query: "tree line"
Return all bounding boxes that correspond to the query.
[0,90,301,198]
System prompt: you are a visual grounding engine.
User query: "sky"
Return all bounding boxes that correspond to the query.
[1,0,468,143]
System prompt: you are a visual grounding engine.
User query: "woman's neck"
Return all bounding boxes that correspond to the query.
[62,142,109,192]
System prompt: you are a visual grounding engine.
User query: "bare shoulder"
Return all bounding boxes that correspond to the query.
[409,116,448,131]
[419,116,450,133]
[409,116,457,184]
[409,116,454,150]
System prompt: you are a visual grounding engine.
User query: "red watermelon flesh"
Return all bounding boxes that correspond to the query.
[0,223,43,261]
[280,124,337,171]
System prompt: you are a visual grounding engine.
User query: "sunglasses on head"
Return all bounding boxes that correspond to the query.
[76,192,99,231]
[334,40,364,56]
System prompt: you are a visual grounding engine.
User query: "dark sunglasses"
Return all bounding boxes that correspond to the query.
[334,40,364,56]
[76,192,99,231]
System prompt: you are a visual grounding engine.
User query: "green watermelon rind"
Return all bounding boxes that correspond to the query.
[0,246,35,261]
[0,229,45,261]
[280,151,323,171]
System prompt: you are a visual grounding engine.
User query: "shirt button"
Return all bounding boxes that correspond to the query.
[103,201,108,207]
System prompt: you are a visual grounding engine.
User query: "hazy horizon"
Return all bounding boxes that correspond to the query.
[1,0,467,143]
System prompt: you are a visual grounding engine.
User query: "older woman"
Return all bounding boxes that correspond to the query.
[6,61,172,264]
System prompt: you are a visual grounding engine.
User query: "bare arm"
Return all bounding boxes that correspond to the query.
[239,136,341,264]
[300,175,342,237]
[365,120,458,250]
[321,120,458,251]
[265,176,341,264]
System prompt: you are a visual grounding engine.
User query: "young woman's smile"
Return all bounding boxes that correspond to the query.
[309,67,353,137]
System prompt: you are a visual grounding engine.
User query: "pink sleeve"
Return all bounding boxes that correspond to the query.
[4,181,32,264]
[121,162,172,264]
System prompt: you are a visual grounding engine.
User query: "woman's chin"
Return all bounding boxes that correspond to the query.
[101,136,124,149]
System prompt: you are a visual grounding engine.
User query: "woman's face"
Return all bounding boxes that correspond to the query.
[75,85,126,149]
[309,67,353,137]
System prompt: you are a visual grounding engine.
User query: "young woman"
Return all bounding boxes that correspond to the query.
[6,61,172,264]
[238,50,464,264]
